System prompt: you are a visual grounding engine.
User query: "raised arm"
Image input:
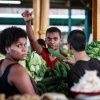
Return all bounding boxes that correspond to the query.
[22,10,43,54]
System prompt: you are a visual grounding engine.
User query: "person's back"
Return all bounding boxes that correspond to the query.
[68,58,100,90]
[64,30,100,97]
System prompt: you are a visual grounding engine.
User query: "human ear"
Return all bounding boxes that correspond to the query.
[60,38,62,43]
[67,43,72,50]
[59,38,62,45]
[5,47,10,53]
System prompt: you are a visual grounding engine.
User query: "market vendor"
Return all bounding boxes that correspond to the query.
[22,10,75,68]
[63,29,100,97]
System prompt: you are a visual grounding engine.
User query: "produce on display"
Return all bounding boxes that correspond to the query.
[25,47,47,79]
[36,61,72,96]
[71,70,100,93]
[85,41,100,60]
[48,48,66,60]
[0,53,5,60]
[61,48,74,58]
[0,41,100,98]
[41,93,68,100]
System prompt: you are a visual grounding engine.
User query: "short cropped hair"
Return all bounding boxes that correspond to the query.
[46,27,61,38]
[0,26,27,55]
[67,30,86,52]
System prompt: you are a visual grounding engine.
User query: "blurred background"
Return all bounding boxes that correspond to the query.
[0,0,92,47]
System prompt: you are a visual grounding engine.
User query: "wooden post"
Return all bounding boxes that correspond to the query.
[33,0,40,39]
[92,0,100,41]
[39,0,49,39]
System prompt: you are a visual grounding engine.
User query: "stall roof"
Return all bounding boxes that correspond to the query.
[0,0,92,10]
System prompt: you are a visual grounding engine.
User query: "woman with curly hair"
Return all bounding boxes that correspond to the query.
[0,26,38,98]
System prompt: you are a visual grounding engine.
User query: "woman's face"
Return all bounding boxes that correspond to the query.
[45,32,62,51]
[6,37,28,61]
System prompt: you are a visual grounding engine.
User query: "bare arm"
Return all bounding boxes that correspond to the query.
[22,10,42,54]
[9,64,37,95]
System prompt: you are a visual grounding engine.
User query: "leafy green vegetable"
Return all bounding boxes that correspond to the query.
[61,48,74,58]
[25,46,47,79]
[19,60,26,67]
[0,53,5,60]
[86,41,100,60]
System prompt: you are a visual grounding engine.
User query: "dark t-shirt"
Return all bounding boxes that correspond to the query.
[41,48,68,68]
[68,58,100,97]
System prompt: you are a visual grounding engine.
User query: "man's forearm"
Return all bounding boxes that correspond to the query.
[26,22,36,42]
[25,21,43,54]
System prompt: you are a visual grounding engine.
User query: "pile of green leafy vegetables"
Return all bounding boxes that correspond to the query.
[85,41,100,60]
[61,48,74,58]
[0,53,5,60]
[25,46,47,79]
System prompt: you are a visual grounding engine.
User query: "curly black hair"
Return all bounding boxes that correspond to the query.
[0,26,27,55]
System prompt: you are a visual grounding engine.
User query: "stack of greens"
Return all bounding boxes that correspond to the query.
[61,48,74,58]
[0,53,5,60]
[36,61,72,96]
[86,41,100,60]
[25,47,47,79]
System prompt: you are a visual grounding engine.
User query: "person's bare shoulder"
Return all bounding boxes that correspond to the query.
[8,63,28,82]
[10,63,27,74]
[8,63,36,94]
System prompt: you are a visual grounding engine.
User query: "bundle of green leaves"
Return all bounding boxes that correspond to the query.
[25,46,47,79]
[0,53,5,60]
[86,41,100,60]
